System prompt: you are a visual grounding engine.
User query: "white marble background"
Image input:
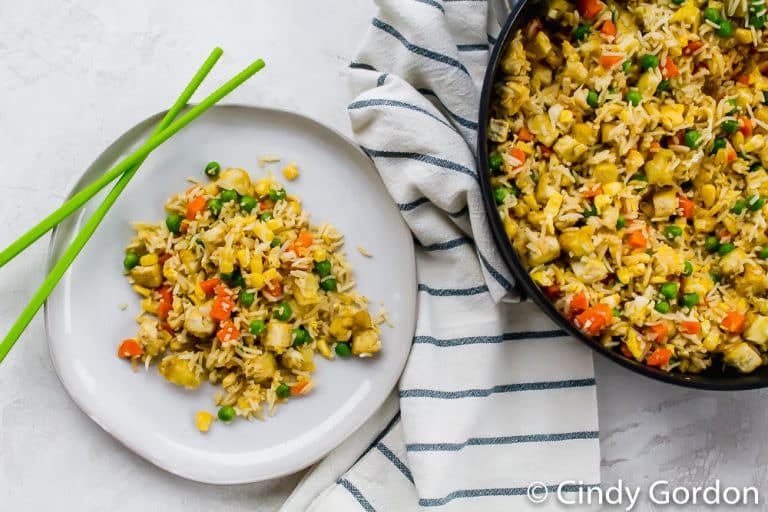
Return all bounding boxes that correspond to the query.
[1,1,767,511]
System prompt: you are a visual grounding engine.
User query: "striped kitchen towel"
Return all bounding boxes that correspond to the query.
[280,0,601,510]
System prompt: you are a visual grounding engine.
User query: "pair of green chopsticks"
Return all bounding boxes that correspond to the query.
[0,47,265,364]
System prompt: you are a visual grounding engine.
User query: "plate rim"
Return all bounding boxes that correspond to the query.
[43,103,417,484]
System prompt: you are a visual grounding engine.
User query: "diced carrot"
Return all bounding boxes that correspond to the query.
[542,284,560,299]
[214,284,233,297]
[661,58,680,78]
[727,150,737,163]
[509,147,526,167]
[539,145,554,157]
[601,19,617,37]
[582,186,603,198]
[159,322,175,335]
[722,311,746,333]
[646,347,672,368]
[646,323,669,343]
[599,54,624,69]
[593,303,613,326]
[627,230,647,249]
[518,127,535,142]
[740,116,753,137]
[199,277,221,295]
[684,40,703,55]
[577,0,604,18]
[186,195,207,221]
[265,279,283,298]
[680,321,700,335]
[157,285,173,320]
[117,339,144,359]
[290,381,310,395]
[570,293,589,314]
[216,320,240,342]
[297,231,314,248]
[649,141,661,152]
[737,74,750,85]
[259,199,274,212]
[677,195,695,219]
[575,309,605,336]
[158,252,171,265]
[211,294,235,321]
[620,343,633,358]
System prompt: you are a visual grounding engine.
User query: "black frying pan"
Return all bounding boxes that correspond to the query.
[478,1,768,390]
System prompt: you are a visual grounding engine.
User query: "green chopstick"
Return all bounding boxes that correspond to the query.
[0,57,265,268]
[0,52,266,364]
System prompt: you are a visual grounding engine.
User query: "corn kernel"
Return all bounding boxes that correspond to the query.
[236,249,250,268]
[141,298,158,314]
[317,338,333,359]
[735,28,753,44]
[266,218,283,231]
[288,201,301,215]
[132,284,152,297]
[282,163,299,181]
[701,184,717,208]
[194,283,205,300]
[503,216,517,238]
[196,411,215,433]
[250,255,263,274]
[219,248,235,274]
[312,249,328,262]
[203,183,220,196]
[263,268,281,282]
[255,179,271,197]
[140,253,159,266]
[594,194,611,213]
[163,265,177,282]
[616,268,632,284]
[254,223,274,243]
[604,181,622,196]
[247,272,266,289]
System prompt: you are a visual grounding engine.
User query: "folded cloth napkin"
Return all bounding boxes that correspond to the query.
[280,1,601,510]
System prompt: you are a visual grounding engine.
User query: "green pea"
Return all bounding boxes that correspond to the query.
[655,301,671,314]
[335,342,352,357]
[275,383,291,399]
[204,161,221,178]
[705,235,719,252]
[683,130,701,149]
[221,270,245,288]
[271,238,282,248]
[751,15,766,29]
[759,247,768,259]
[718,242,735,256]
[683,261,693,276]
[260,212,274,221]
[661,282,679,300]
[656,80,671,94]
[573,24,591,41]
[166,213,182,234]
[220,189,239,203]
[703,7,721,23]
[239,195,257,213]
[274,302,293,321]
[710,272,722,284]
[320,277,338,292]
[315,260,332,277]
[722,120,739,134]
[672,0,684,4]
[681,292,699,308]
[626,90,642,106]
[217,405,235,422]
[748,195,765,212]
[630,173,647,182]
[123,252,139,270]
[208,198,223,217]
[249,319,266,336]
[616,216,626,229]
[622,60,632,74]
[493,186,510,205]
[582,203,598,218]
[665,225,683,240]
[587,90,599,108]
[764,90,768,106]
[489,153,503,172]
[710,137,726,155]
[613,308,621,318]
[716,19,734,38]
[508,184,521,196]
[639,54,659,70]
[269,188,287,202]
[749,162,762,173]
[239,290,255,307]
[726,98,738,115]
[731,198,748,214]
[292,328,311,346]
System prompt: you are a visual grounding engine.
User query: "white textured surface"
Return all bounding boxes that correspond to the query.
[1,1,767,511]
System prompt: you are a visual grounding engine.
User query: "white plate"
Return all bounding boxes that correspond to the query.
[45,105,416,484]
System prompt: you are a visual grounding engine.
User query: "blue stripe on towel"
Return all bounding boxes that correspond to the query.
[349,99,453,129]
[399,378,596,398]
[376,443,415,483]
[457,43,489,51]
[361,147,477,179]
[419,483,600,507]
[406,431,600,452]
[418,283,488,296]
[338,479,377,511]
[372,18,470,76]
[477,250,515,291]
[397,197,431,211]
[414,0,445,12]
[412,329,567,346]
[417,88,478,130]
[349,62,378,71]
[376,73,389,86]
[419,236,472,251]
[487,33,497,45]
[448,205,469,218]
